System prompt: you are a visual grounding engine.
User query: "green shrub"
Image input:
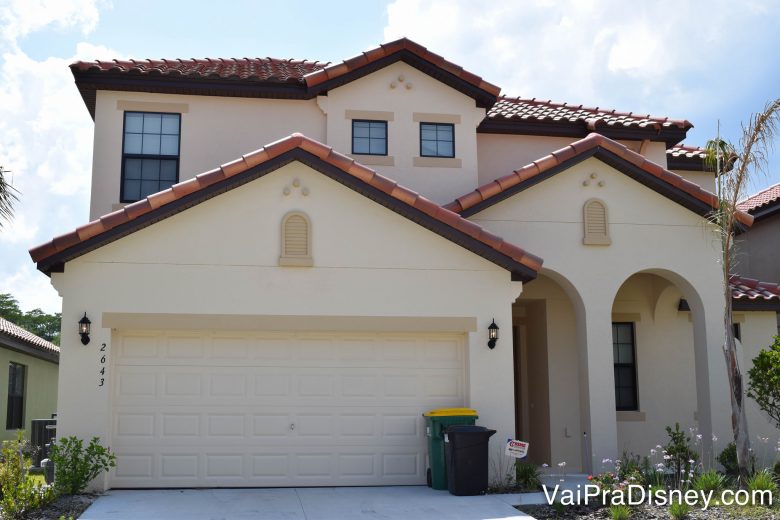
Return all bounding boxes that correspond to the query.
[609,504,631,520]
[0,431,56,518]
[552,501,566,515]
[664,423,698,477]
[668,501,690,520]
[1,477,56,519]
[718,442,755,476]
[49,436,116,495]
[747,336,780,429]
[773,460,780,480]
[693,469,726,493]
[746,469,778,495]
[515,461,541,491]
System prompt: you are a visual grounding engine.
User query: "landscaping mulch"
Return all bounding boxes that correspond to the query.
[516,503,779,519]
[26,493,97,520]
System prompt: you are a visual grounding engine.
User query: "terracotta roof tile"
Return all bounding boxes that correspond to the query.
[30,134,542,279]
[738,182,780,212]
[486,96,692,131]
[303,38,501,97]
[444,133,753,228]
[0,318,59,357]
[730,275,780,301]
[668,144,707,160]
[71,57,327,83]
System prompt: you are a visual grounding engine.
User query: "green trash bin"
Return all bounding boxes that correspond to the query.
[422,408,478,490]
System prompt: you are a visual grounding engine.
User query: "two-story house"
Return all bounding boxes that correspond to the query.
[29,38,779,489]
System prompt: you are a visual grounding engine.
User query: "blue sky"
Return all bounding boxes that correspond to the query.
[1,0,779,313]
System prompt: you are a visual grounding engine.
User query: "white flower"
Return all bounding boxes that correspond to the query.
[712,435,718,442]
[602,458,613,464]
[656,445,663,450]
[696,434,702,440]
[558,462,566,467]
[650,449,656,455]
[542,463,549,468]
[688,459,695,464]
[663,455,671,460]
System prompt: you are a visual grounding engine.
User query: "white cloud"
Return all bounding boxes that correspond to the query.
[383,0,778,120]
[0,0,101,41]
[0,0,117,313]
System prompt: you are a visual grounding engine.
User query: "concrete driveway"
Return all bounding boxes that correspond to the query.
[80,486,537,520]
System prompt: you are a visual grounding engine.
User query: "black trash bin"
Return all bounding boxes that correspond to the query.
[443,425,496,496]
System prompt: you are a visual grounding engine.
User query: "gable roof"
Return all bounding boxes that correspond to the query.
[730,275,780,311]
[71,38,500,118]
[444,132,754,227]
[738,182,780,222]
[480,96,691,146]
[0,317,59,363]
[29,134,542,282]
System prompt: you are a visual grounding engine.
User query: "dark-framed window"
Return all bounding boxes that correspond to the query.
[6,363,25,430]
[121,111,181,202]
[732,323,742,341]
[420,122,454,158]
[612,322,638,411]
[351,120,387,156]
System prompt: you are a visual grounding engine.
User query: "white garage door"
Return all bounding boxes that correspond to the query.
[110,330,466,488]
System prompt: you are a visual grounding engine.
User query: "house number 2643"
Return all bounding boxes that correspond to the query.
[98,343,106,387]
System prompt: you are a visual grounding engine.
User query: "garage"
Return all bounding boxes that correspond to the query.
[110,329,467,488]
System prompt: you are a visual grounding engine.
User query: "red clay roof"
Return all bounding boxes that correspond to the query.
[303,38,500,96]
[71,57,327,83]
[486,96,692,132]
[667,144,707,160]
[730,275,780,302]
[738,182,780,212]
[0,317,59,357]
[30,134,542,278]
[444,133,753,227]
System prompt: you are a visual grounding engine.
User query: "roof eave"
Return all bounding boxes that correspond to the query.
[477,119,690,147]
[0,333,59,364]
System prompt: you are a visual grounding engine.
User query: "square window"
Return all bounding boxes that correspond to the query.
[419,122,455,158]
[351,120,387,156]
[122,112,180,202]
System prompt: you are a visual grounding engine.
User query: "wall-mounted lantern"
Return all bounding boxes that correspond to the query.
[487,319,499,349]
[78,313,91,345]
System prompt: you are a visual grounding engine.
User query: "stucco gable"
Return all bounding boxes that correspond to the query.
[30,134,541,281]
[447,133,753,227]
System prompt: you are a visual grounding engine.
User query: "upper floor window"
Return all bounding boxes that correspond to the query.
[122,112,181,202]
[352,120,387,156]
[420,122,454,158]
[612,322,638,411]
[6,362,25,430]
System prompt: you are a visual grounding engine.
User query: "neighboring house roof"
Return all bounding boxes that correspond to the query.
[29,134,542,282]
[738,183,780,222]
[0,317,59,363]
[70,38,500,117]
[480,96,691,146]
[730,275,780,311]
[444,132,754,227]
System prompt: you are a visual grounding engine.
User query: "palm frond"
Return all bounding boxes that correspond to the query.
[0,166,19,227]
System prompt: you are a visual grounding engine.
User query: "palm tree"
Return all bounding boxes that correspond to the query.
[706,98,780,479]
[0,166,18,227]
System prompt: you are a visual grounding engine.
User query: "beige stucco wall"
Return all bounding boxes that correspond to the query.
[53,160,522,489]
[516,275,581,468]
[736,214,780,285]
[0,348,58,441]
[738,310,779,467]
[669,170,716,193]
[469,156,731,470]
[476,134,669,187]
[320,61,485,205]
[90,91,326,219]
[611,274,699,457]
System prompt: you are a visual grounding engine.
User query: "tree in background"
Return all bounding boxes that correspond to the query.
[706,98,780,479]
[747,336,780,430]
[0,294,61,345]
[0,165,18,227]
